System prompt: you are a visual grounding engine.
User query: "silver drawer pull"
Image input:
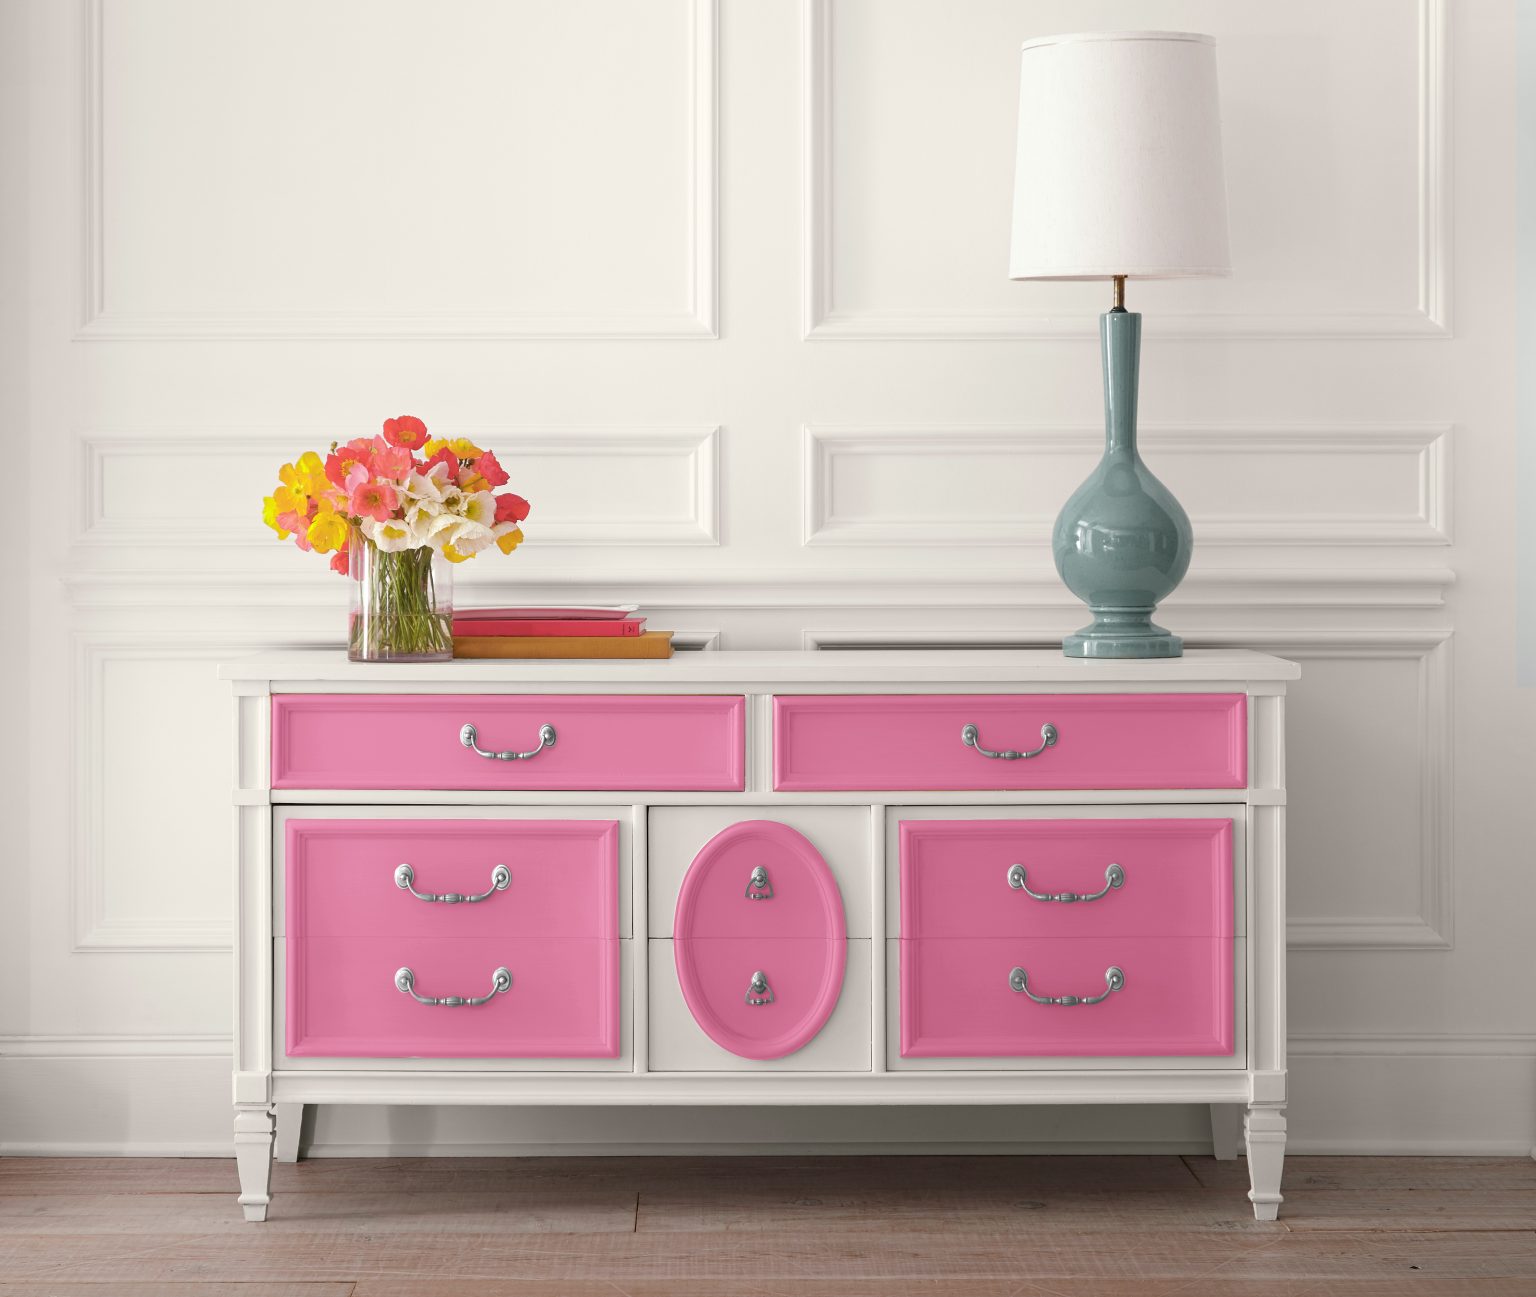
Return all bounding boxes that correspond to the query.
[395,862,510,905]
[1007,862,1124,904]
[459,722,556,762]
[1009,965,1124,1007]
[961,722,1058,761]
[745,970,775,1006]
[745,866,774,901]
[394,965,511,1007]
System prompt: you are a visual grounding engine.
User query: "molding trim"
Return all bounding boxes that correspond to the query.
[75,0,719,340]
[1288,1032,1536,1059]
[0,1034,232,1059]
[71,631,327,953]
[803,423,1452,548]
[61,566,1458,611]
[800,0,1451,341]
[78,425,722,549]
[803,628,1454,952]
[1278,631,1454,950]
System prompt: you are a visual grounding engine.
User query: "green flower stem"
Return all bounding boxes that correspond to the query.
[348,538,453,661]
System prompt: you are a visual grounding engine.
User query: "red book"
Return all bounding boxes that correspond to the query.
[456,605,637,621]
[451,616,645,638]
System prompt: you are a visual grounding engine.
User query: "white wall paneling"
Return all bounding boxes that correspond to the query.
[802,0,1451,340]
[8,0,1529,1157]
[804,424,1452,548]
[69,632,330,953]
[77,0,720,339]
[1272,634,1454,951]
[79,426,721,549]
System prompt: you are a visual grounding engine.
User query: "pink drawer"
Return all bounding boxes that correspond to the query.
[674,938,846,1061]
[900,936,1233,1057]
[673,820,847,940]
[286,935,620,1058]
[900,819,1233,941]
[272,694,745,791]
[773,694,1245,791]
[285,819,618,941]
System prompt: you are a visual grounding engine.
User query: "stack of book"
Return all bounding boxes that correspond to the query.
[451,606,672,659]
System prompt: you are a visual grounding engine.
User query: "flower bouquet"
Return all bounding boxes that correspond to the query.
[263,416,530,662]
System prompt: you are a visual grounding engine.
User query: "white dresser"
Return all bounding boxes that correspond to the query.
[223,648,1297,1221]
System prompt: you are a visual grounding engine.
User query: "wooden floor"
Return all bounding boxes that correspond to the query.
[2,1155,1535,1295]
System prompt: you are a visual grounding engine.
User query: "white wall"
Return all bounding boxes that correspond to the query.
[4,0,1532,1156]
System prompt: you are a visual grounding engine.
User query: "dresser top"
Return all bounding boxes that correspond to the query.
[220,647,1298,687]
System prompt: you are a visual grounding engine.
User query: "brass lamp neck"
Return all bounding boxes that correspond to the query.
[1112,275,1126,311]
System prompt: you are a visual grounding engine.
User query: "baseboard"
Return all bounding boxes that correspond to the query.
[4,1043,1533,1158]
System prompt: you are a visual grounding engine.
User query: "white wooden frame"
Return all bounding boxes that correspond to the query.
[225,648,1293,1221]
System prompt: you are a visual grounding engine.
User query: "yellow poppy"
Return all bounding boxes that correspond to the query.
[305,507,350,554]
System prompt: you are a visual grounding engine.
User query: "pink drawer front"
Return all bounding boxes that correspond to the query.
[900,936,1233,1058]
[674,820,847,941]
[272,694,745,791]
[286,819,618,941]
[286,935,620,1058]
[900,819,1233,941]
[773,694,1246,791]
[674,938,846,1061]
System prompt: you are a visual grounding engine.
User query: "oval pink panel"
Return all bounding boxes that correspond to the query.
[674,820,846,1060]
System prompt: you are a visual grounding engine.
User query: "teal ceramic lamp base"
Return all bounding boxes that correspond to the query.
[1052,306,1192,659]
[1062,611,1183,659]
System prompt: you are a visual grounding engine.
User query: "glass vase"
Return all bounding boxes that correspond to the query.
[347,533,453,663]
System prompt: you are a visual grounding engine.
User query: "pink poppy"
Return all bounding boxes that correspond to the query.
[474,449,510,489]
[330,547,350,576]
[382,415,428,449]
[494,492,530,524]
[372,443,413,482]
[325,437,375,489]
[349,478,399,522]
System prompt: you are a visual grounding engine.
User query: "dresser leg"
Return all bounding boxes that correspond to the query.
[234,1105,275,1222]
[273,1103,305,1163]
[1209,1103,1243,1161]
[1244,1102,1287,1220]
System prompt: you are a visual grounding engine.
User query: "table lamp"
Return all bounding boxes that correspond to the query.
[1010,31,1231,658]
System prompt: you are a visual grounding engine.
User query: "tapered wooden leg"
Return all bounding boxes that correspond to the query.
[1209,1103,1243,1161]
[234,1104,275,1222]
[273,1103,304,1163]
[1244,1102,1287,1220]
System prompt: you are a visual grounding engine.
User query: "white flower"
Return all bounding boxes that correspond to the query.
[409,509,468,550]
[462,491,497,527]
[400,462,454,504]
[446,520,496,556]
[360,517,416,552]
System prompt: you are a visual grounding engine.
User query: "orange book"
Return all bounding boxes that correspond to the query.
[453,631,674,660]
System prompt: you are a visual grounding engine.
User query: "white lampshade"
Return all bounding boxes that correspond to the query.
[1009,31,1230,281]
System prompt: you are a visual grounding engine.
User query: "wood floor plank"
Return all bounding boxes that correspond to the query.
[635,1184,1282,1234]
[347,1285,1536,1297]
[1279,1189,1536,1233]
[3,1228,1534,1284]
[0,1189,638,1236]
[352,1285,1066,1297]
[1184,1156,1536,1193]
[0,1287,354,1297]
